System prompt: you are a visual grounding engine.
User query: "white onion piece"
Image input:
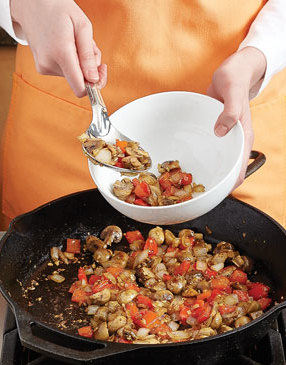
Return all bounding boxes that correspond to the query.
[85,267,94,275]
[48,274,65,283]
[210,263,224,272]
[196,260,207,271]
[87,305,99,315]
[168,321,180,331]
[95,149,112,163]
[224,294,239,306]
[169,330,191,340]
[136,328,150,338]
[133,250,149,268]
[50,247,59,260]
[186,316,197,327]
[193,246,208,257]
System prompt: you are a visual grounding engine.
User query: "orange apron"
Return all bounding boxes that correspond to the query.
[2,0,286,227]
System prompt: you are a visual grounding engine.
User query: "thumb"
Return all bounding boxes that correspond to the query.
[214,91,242,137]
[74,20,99,83]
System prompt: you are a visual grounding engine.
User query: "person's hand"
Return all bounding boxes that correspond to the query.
[10,0,107,97]
[207,46,266,189]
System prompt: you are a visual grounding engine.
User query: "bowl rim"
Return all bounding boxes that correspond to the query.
[91,91,245,210]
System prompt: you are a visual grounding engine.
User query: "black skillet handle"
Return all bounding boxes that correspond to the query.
[245,150,266,179]
[15,308,142,363]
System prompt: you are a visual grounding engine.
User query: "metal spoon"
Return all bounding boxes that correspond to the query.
[83,83,151,173]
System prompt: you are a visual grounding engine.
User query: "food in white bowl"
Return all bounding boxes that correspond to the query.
[113,160,205,206]
[88,91,244,225]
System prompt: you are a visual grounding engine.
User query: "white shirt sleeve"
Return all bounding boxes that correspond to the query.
[238,0,286,95]
[0,0,28,45]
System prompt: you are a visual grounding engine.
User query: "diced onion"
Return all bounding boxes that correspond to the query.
[137,328,150,338]
[50,247,59,260]
[196,260,207,271]
[87,305,99,315]
[169,330,191,340]
[224,294,239,306]
[133,250,149,268]
[186,316,197,327]
[210,263,224,272]
[94,149,112,163]
[48,274,65,283]
[168,321,180,331]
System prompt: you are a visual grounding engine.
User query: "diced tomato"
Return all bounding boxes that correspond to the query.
[125,230,144,243]
[133,310,160,329]
[163,273,172,282]
[159,172,172,190]
[106,267,124,278]
[68,280,81,294]
[230,269,248,284]
[203,268,218,280]
[88,275,101,286]
[136,295,154,309]
[218,305,236,315]
[258,297,272,310]
[134,198,149,206]
[116,139,128,153]
[134,181,151,198]
[248,282,270,300]
[78,267,87,283]
[167,246,178,253]
[126,302,139,319]
[180,173,192,185]
[72,288,87,303]
[233,290,249,302]
[78,326,93,338]
[132,178,140,186]
[92,280,112,294]
[174,260,191,276]
[211,276,231,291]
[150,323,171,339]
[207,289,224,303]
[66,238,81,254]
[115,161,123,168]
[144,238,158,256]
[179,305,192,325]
[191,301,211,323]
[162,186,176,197]
[197,290,212,301]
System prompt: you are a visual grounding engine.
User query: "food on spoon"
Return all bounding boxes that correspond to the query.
[49,226,272,343]
[113,160,205,206]
[78,133,151,171]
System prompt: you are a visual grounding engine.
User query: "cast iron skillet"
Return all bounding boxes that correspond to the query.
[0,186,286,365]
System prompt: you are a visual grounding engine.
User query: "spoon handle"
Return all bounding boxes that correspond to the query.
[85,83,107,112]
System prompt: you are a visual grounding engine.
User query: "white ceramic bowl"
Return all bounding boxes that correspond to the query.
[88,91,244,225]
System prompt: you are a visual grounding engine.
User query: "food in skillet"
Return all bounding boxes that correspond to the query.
[50,225,272,343]
[113,160,205,206]
[78,133,151,171]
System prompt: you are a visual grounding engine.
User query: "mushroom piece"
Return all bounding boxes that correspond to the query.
[148,226,165,245]
[86,235,106,252]
[113,178,134,201]
[100,226,123,246]
[158,160,180,173]
[94,322,109,340]
[93,248,112,265]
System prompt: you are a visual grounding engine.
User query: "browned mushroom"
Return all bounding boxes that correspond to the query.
[100,226,123,246]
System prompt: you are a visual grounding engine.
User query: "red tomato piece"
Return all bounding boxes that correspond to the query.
[159,172,172,190]
[179,305,192,325]
[230,269,248,284]
[180,173,192,185]
[78,326,93,338]
[218,305,236,315]
[68,281,81,294]
[150,323,171,340]
[78,267,87,283]
[136,295,154,309]
[132,178,140,186]
[133,310,160,329]
[134,199,149,206]
[196,304,212,323]
[233,290,249,302]
[174,260,191,276]
[197,290,212,301]
[134,181,151,198]
[211,276,231,291]
[72,288,87,303]
[207,289,224,303]
[115,161,123,168]
[203,268,218,280]
[163,274,172,282]
[92,280,112,294]
[117,338,132,343]
[123,281,141,292]
[66,238,81,254]
[116,139,128,153]
[258,297,272,310]
[179,236,195,250]
[248,282,270,300]
[125,230,144,243]
[126,302,139,319]
[106,267,124,278]
[144,238,158,256]
[88,275,101,286]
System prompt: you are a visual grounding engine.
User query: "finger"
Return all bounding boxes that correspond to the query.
[74,20,99,83]
[95,64,107,89]
[59,43,86,97]
[206,84,222,102]
[214,89,244,137]
[93,40,102,67]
